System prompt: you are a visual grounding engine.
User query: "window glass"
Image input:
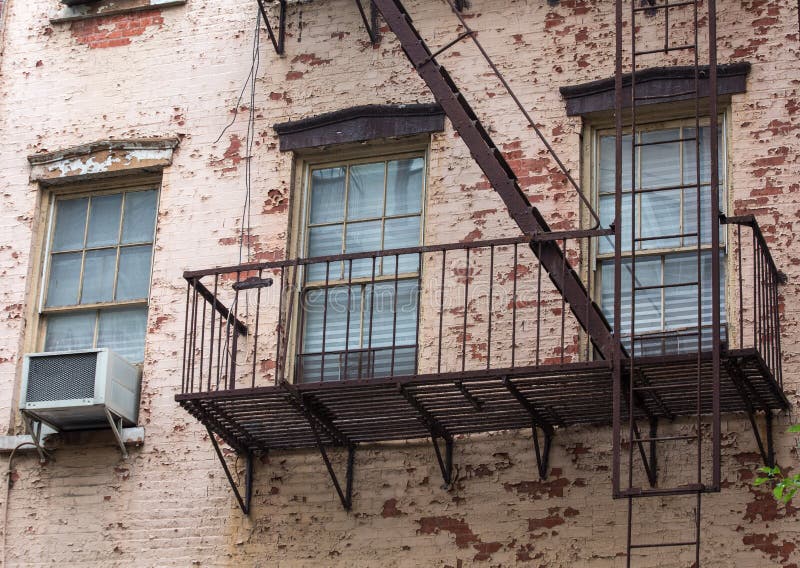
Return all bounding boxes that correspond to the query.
[347,162,385,220]
[86,194,122,247]
[43,189,158,363]
[52,198,88,251]
[44,312,95,352]
[81,249,116,303]
[97,307,148,362]
[46,253,82,307]
[301,154,425,382]
[121,190,158,244]
[116,245,152,301]
[386,158,424,215]
[597,120,726,355]
[309,168,345,224]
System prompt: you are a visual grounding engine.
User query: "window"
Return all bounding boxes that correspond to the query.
[594,117,726,355]
[41,188,158,363]
[297,153,425,382]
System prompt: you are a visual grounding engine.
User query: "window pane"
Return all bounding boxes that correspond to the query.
[640,190,681,250]
[309,167,346,224]
[97,307,148,362]
[347,162,385,220]
[81,249,117,304]
[52,198,88,251]
[86,194,122,247]
[631,257,662,335]
[365,279,418,377]
[599,134,632,193]
[300,287,362,382]
[345,220,382,278]
[683,186,713,245]
[599,194,632,254]
[640,128,681,189]
[383,216,421,275]
[121,190,157,244]
[386,158,424,215]
[46,252,82,307]
[664,252,699,330]
[307,224,343,282]
[682,126,724,185]
[116,246,152,301]
[44,312,96,353]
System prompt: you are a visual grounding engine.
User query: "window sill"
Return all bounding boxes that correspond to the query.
[50,0,186,24]
[0,426,145,452]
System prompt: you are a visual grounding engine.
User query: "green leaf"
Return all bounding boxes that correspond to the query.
[788,424,800,433]
[773,485,785,500]
[754,477,769,486]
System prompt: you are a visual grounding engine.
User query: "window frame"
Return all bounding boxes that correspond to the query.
[37,183,160,363]
[287,142,430,383]
[585,111,732,352]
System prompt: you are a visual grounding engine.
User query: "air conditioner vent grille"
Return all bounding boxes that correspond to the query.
[26,353,96,402]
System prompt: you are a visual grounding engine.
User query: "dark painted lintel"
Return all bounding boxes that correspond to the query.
[559,63,750,116]
[273,103,445,151]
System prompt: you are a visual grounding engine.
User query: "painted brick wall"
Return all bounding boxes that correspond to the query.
[0,0,798,566]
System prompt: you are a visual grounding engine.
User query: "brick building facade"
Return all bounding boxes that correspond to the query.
[0,0,798,566]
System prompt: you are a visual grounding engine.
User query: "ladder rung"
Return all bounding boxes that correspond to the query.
[635,44,696,56]
[634,136,696,147]
[621,484,705,498]
[629,540,698,549]
[633,0,696,12]
[633,281,698,291]
[635,232,697,242]
[631,434,698,443]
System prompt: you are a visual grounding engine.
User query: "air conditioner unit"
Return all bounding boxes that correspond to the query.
[20,349,141,435]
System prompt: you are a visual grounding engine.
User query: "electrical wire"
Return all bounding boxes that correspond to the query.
[1,442,36,568]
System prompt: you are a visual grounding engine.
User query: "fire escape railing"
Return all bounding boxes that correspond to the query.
[724,214,785,388]
[181,235,604,395]
[180,227,783,396]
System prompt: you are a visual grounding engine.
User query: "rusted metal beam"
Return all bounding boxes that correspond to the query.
[206,425,253,514]
[370,0,618,361]
[256,0,286,55]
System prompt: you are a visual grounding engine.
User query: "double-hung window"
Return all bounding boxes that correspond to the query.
[298,153,425,383]
[41,188,158,363]
[595,117,726,355]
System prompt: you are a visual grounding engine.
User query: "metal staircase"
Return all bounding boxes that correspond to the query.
[370,0,618,361]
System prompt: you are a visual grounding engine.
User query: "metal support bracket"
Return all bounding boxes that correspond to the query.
[532,424,552,480]
[726,360,776,468]
[256,0,287,55]
[431,434,454,488]
[354,0,380,45]
[104,408,129,460]
[503,377,555,479]
[399,385,455,487]
[314,436,356,510]
[206,425,253,514]
[21,413,49,464]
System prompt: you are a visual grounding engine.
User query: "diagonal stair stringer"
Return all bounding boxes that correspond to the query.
[371,0,618,361]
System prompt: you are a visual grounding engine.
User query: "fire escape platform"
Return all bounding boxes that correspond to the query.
[176,348,788,452]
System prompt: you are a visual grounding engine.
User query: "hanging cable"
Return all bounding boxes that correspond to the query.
[440,0,603,228]
[1,442,36,568]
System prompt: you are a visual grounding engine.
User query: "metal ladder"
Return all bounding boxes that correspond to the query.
[612,0,722,565]
[370,0,618,361]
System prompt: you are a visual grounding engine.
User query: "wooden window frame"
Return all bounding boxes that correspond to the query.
[36,181,160,363]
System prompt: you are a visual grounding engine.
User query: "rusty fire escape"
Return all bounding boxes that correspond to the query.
[176,1,789,565]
